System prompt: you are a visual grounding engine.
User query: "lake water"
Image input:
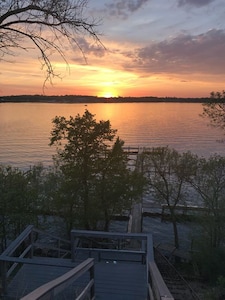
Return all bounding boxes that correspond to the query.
[1,102,223,249]
[1,102,225,169]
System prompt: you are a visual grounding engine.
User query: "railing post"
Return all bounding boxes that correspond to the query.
[71,232,75,262]
[118,239,120,250]
[58,240,60,258]
[30,229,34,258]
[90,263,95,299]
[0,260,7,298]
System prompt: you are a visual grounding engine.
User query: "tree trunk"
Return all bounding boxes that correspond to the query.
[171,209,179,249]
[104,210,110,232]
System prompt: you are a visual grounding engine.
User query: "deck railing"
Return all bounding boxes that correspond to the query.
[148,261,174,300]
[20,258,95,300]
[0,225,71,297]
[0,226,178,299]
[71,230,174,299]
[71,229,151,263]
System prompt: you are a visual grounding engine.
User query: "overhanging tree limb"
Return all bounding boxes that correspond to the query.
[0,0,104,88]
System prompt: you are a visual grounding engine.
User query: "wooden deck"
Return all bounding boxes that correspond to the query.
[6,258,78,299]
[6,257,147,299]
[94,261,147,299]
[1,226,166,300]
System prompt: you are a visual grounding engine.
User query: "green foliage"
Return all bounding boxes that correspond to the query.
[0,164,46,251]
[94,137,145,230]
[201,90,225,130]
[193,237,225,284]
[190,154,225,249]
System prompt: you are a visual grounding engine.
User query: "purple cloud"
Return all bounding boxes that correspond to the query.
[178,0,215,7]
[73,37,106,59]
[105,0,148,18]
[122,29,225,76]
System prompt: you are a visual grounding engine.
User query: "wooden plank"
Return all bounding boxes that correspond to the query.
[0,225,33,257]
[76,279,94,300]
[71,229,148,240]
[149,261,174,300]
[0,256,77,268]
[94,262,147,299]
[7,259,147,299]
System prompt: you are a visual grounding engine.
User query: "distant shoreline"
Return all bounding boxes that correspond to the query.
[0,95,211,103]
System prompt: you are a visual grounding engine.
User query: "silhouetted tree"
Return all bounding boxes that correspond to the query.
[50,110,143,231]
[202,90,225,130]
[95,137,144,231]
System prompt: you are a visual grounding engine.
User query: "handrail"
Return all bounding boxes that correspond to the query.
[1,225,34,257]
[1,225,71,259]
[20,258,95,300]
[71,229,150,263]
[71,229,148,240]
[148,261,174,300]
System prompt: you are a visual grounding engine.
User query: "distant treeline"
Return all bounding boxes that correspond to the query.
[0,94,210,103]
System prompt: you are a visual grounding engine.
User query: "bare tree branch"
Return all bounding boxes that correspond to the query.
[0,0,104,89]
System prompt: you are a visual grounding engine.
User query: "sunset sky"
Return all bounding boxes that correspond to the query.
[1,0,225,98]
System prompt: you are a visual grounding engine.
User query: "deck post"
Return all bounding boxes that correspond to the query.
[30,228,34,258]
[57,239,60,258]
[90,262,95,299]
[71,233,75,262]
[0,260,7,298]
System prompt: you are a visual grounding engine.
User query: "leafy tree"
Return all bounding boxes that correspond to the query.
[141,147,196,249]
[0,164,54,251]
[50,110,144,231]
[25,164,57,217]
[49,165,83,235]
[0,0,101,84]
[50,110,117,229]
[0,165,36,250]
[190,155,225,248]
[201,90,225,130]
[0,165,28,250]
[94,137,145,231]
[188,154,225,282]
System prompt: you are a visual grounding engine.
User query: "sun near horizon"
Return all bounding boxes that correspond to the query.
[97,86,120,98]
[98,91,118,98]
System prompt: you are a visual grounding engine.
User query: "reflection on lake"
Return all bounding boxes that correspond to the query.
[0,102,225,169]
[1,102,222,249]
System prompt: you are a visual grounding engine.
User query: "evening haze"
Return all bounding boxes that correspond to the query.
[1,0,225,98]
